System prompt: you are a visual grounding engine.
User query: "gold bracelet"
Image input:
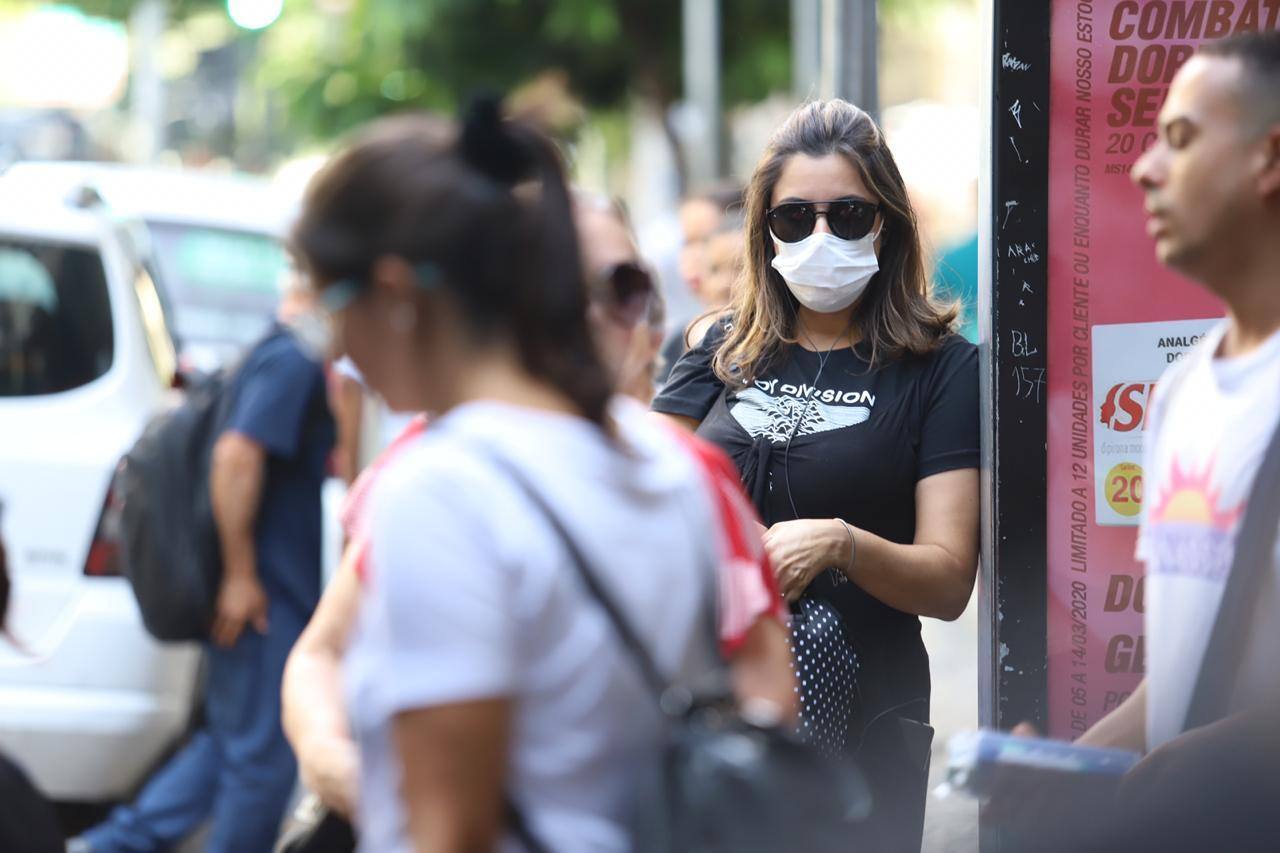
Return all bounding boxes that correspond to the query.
[837,518,856,575]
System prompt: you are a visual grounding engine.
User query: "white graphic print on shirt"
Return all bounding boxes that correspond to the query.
[1142,455,1243,583]
[729,383,874,444]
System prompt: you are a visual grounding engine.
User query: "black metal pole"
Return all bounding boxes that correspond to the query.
[979,0,1052,844]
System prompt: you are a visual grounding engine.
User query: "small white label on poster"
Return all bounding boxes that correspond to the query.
[1091,319,1217,526]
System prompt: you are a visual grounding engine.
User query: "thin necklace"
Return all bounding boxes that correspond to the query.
[781,318,852,522]
[797,316,855,371]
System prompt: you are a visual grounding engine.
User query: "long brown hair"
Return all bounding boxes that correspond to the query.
[713,99,956,385]
[293,100,612,426]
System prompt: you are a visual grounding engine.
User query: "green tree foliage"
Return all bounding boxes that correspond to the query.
[72,0,220,20]
[73,0,789,144]
[259,0,792,145]
[68,0,956,148]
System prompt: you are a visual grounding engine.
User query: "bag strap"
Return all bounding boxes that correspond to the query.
[1183,410,1280,731]
[505,796,551,853]
[487,448,716,853]
[486,451,673,699]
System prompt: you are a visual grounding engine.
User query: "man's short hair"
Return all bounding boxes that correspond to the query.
[1199,30,1280,131]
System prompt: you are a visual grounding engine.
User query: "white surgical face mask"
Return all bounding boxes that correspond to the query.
[770,229,880,314]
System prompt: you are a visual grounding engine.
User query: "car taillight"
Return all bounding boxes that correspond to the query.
[84,470,124,577]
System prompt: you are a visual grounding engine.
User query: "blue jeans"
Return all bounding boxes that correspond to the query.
[83,603,307,853]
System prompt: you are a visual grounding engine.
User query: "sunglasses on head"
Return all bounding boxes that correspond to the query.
[766,198,881,244]
[591,261,655,328]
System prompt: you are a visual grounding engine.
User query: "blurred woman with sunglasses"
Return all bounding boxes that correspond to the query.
[654,99,979,851]
[573,193,668,404]
[282,103,796,851]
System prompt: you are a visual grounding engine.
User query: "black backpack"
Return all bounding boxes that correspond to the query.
[117,365,243,642]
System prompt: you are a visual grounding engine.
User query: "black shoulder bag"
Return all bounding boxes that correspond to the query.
[489,452,871,853]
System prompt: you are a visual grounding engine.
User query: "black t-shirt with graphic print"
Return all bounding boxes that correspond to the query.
[652,318,979,727]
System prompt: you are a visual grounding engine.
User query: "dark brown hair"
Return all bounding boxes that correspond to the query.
[293,99,612,425]
[713,99,956,385]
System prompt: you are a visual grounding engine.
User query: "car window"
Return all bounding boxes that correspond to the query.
[146,222,285,301]
[144,222,285,354]
[0,241,113,397]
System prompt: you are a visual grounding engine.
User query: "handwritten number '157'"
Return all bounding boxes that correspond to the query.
[1012,366,1046,403]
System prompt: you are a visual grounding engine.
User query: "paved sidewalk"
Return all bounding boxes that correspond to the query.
[922,592,980,853]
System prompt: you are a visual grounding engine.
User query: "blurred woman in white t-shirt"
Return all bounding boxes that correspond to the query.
[287,103,793,852]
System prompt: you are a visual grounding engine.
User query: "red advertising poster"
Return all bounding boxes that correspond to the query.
[1044,0,1280,738]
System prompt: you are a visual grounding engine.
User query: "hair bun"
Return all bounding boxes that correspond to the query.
[460,94,535,187]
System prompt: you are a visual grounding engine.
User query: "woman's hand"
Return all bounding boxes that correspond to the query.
[763,519,850,601]
[299,734,361,819]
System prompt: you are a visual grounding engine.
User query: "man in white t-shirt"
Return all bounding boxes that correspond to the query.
[1008,32,1280,851]
[1074,30,1280,759]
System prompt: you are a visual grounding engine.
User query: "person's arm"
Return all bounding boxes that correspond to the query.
[282,547,364,817]
[1076,679,1148,753]
[210,431,269,647]
[361,459,520,851]
[730,617,799,723]
[213,342,327,647]
[1006,679,1147,752]
[393,699,512,853]
[769,467,979,620]
[652,411,700,433]
[650,315,726,429]
[772,341,980,619]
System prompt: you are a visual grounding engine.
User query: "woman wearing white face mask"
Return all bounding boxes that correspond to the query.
[654,99,979,852]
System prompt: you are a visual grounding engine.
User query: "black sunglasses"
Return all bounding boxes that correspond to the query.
[766,199,881,243]
[591,261,655,328]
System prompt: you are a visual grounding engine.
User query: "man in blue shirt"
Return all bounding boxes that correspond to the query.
[79,283,336,852]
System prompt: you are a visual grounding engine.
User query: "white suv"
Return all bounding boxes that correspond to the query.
[0,162,297,374]
[0,178,201,801]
